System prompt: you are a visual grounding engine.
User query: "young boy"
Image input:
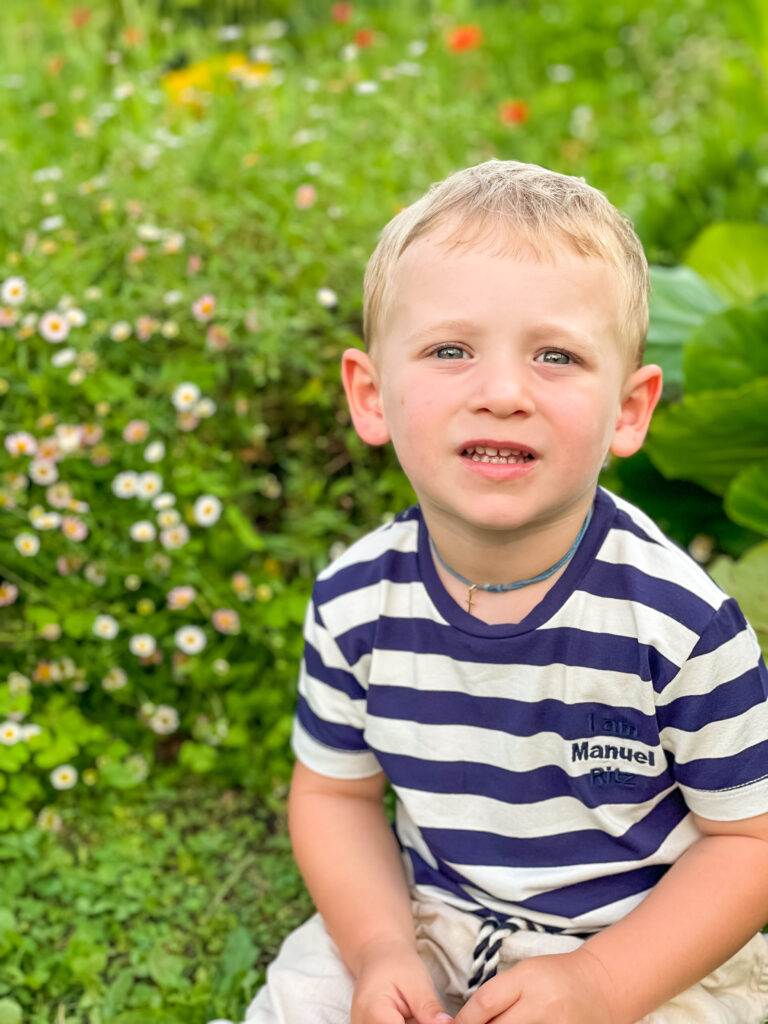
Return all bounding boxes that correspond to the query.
[242,161,768,1024]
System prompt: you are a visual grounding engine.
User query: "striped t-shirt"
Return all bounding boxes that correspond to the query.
[291,487,768,933]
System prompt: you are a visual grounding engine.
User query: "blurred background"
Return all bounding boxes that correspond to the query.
[0,1,767,1021]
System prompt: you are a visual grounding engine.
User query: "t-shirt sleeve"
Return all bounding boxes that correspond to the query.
[656,597,768,820]
[291,589,383,780]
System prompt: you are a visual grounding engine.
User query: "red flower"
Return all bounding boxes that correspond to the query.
[355,28,374,47]
[446,24,483,52]
[71,8,91,27]
[331,3,353,23]
[499,99,529,125]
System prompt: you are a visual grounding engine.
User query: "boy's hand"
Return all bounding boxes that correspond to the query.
[351,938,454,1024]
[453,948,615,1024]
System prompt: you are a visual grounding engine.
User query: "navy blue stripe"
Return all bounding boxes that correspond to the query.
[687,598,750,658]
[656,667,767,734]
[315,548,420,605]
[406,844,667,924]
[611,507,663,546]
[303,642,365,700]
[419,789,687,867]
[671,739,768,792]
[519,863,669,918]
[337,617,679,687]
[295,694,368,752]
[368,685,659,745]
[580,562,719,635]
[377,752,672,807]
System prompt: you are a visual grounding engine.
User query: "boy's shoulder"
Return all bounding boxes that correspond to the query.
[596,487,729,611]
[313,506,422,600]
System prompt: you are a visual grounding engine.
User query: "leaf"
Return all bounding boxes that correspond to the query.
[709,542,768,654]
[212,926,258,1001]
[725,462,768,534]
[147,948,187,991]
[225,506,264,551]
[0,999,22,1024]
[645,378,768,495]
[683,300,768,395]
[646,265,726,396]
[685,222,768,304]
[178,742,218,774]
[102,968,135,1019]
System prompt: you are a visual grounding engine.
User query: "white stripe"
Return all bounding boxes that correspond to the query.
[655,627,760,705]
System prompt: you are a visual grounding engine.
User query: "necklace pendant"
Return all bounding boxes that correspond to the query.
[467,583,477,614]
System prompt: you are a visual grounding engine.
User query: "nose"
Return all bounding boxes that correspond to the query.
[470,356,536,418]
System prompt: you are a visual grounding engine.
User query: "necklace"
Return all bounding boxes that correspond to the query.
[429,507,593,614]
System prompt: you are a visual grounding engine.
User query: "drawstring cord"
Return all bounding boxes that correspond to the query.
[466,915,553,995]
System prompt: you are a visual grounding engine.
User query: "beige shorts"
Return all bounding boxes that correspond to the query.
[236,891,768,1024]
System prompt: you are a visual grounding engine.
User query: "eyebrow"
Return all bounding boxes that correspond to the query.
[406,319,482,343]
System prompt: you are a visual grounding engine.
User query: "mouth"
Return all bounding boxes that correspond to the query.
[460,443,536,465]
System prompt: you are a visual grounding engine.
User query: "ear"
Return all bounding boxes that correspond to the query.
[340,347,391,446]
[609,363,664,458]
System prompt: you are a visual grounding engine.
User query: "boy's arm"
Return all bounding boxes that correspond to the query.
[288,759,452,1024]
[454,810,768,1024]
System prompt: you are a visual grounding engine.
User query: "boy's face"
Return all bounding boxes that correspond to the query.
[347,228,657,541]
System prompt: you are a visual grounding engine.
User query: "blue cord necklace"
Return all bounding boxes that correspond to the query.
[429,507,593,614]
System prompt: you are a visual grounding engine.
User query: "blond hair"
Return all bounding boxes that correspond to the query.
[363,160,649,367]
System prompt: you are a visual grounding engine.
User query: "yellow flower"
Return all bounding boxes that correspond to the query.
[161,53,251,111]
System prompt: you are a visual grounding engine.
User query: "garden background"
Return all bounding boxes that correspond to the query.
[1,0,767,1021]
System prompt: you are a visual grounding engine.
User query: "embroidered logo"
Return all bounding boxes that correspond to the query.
[572,712,656,785]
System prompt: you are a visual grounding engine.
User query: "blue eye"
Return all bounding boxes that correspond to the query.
[434,345,467,360]
[536,349,572,365]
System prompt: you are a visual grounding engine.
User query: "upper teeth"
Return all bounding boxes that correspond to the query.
[463,445,531,463]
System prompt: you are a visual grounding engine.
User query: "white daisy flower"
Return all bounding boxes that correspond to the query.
[130,520,156,542]
[32,166,63,183]
[157,508,180,528]
[172,382,201,410]
[66,307,87,326]
[152,492,176,510]
[110,321,132,342]
[193,494,222,526]
[31,510,61,530]
[93,614,119,639]
[160,524,190,549]
[55,424,82,453]
[39,311,71,343]
[40,215,65,232]
[136,223,161,241]
[195,397,217,418]
[84,285,102,301]
[149,704,179,735]
[174,625,206,654]
[144,441,165,463]
[4,431,37,457]
[1,277,27,305]
[20,723,41,740]
[29,460,58,485]
[316,287,338,308]
[111,470,140,498]
[51,347,77,367]
[163,290,183,306]
[0,721,21,745]
[129,633,156,657]
[50,765,78,790]
[102,667,128,691]
[14,533,40,556]
[354,81,379,95]
[37,807,63,831]
[138,471,163,498]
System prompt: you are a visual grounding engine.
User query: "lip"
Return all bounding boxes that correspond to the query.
[458,439,537,481]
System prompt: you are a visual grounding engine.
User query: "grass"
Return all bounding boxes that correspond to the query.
[0,777,312,1023]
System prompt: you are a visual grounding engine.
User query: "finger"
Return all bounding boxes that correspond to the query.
[454,974,522,1024]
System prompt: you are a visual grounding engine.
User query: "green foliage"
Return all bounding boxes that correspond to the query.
[0,782,312,1023]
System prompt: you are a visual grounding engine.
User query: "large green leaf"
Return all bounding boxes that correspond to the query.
[645,378,768,494]
[725,462,768,534]
[684,222,768,304]
[683,300,768,394]
[709,542,768,655]
[646,265,726,396]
